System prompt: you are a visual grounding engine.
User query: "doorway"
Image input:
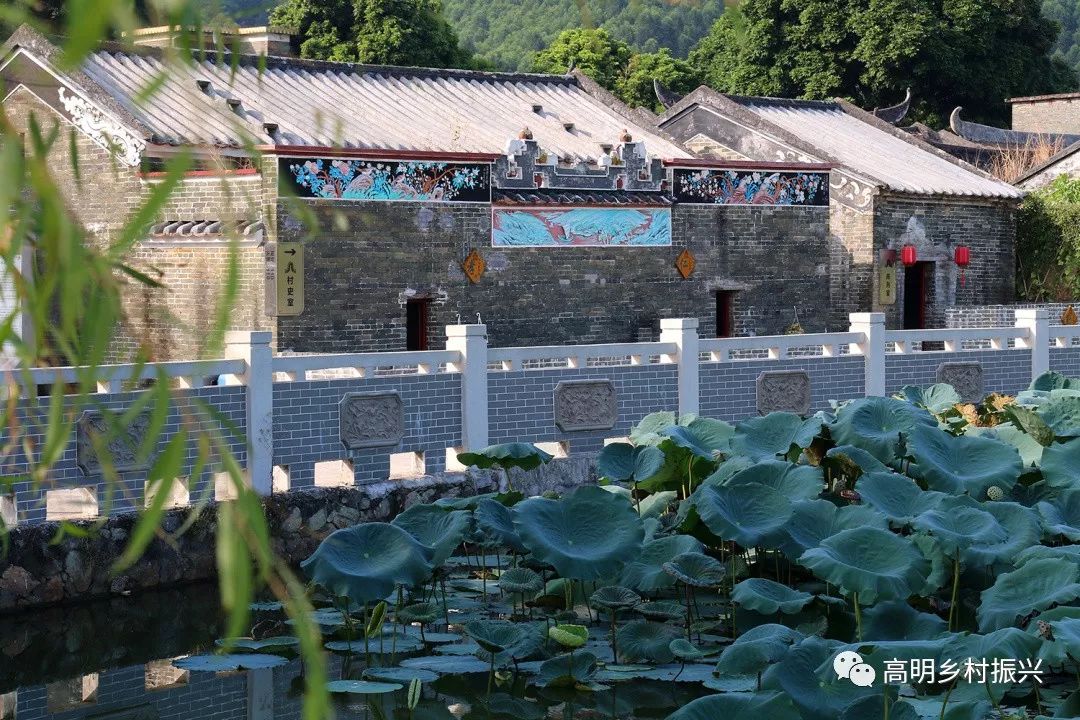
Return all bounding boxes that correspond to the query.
[406,298,430,350]
[716,291,735,337]
[902,262,931,329]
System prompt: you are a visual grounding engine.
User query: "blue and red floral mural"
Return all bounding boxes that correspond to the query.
[673,168,828,206]
[281,158,490,202]
[491,208,672,247]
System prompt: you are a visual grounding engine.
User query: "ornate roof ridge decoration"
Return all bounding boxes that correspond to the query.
[148,217,265,238]
[950,106,1080,147]
[58,86,144,166]
[654,80,684,110]
[872,88,911,125]
[496,136,665,192]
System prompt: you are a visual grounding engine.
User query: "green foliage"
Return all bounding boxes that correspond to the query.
[689,0,1077,126]
[615,49,701,111]
[268,0,474,67]
[1017,175,1080,301]
[531,27,632,88]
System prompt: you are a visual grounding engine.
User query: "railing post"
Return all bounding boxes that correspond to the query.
[849,313,886,397]
[446,324,489,451]
[224,331,274,496]
[1015,308,1050,381]
[660,318,700,417]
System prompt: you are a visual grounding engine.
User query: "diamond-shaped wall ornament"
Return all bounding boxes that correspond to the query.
[1063,305,1078,326]
[461,249,486,283]
[675,249,696,278]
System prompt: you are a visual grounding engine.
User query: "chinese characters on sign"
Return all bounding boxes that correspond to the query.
[834,651,1044,688]
[265,242,305,316]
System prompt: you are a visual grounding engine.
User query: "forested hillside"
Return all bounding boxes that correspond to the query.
[1045,0,1080,74]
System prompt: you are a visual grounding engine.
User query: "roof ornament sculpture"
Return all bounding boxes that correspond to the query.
[948,106,1080,147]
[653,79,684,110]
[565,58,577,75]
[871,88,911,125]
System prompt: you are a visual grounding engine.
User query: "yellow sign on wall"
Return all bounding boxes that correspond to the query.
[265,242,304,316]
[878,265,897,305]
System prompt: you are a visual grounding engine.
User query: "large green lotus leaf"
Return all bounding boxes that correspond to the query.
[1032,371,1080,391]
[629,412,678,445]
[215,636,299,651]
[855,472,947,526]
[457,443,553,471]
[1025,606,1080,665]
[861,600,947,641]
[513,485,644,581]
[798,526,929,604]
[474,498,525,552]
[391,505,471,566]
[174,653,288,671]
[596,443,665,483]
[941,628,1043,703]
[615,620,681,663]
[362,667,440,684]
[1038,490,1080,541]
[715,624,804,676]
[465,620,544,661]
[1040,437,1080,489]
[977,558,1080,632]
[498,567,544,595]
[536,651,598,687]
[598,485,675,519]
[1016,544,1080,569]
[969,423,1045,468]
[723,460,824,502]
[732,578,813,615]
[665,692,800,720]
[590,585,641,612]
[839,697,919,720]
[762,635,872,720]
[732,413,822,462]
[962,502,1041,569]
[899,384,962,414]
[700,456,756,488]
[1048,618,1080,659]
[825,445,890,475]
[662,551,724,587]
[907,424,1023,498]
[662,420,734,459]
[691,482,793,548]
[829,639,946,675]
[911,533,950,597]
[327,680,402,694]
[780,499,889,558]
[830,397,937,464]
[1038,396,1080,438]
[300,523,434,604]
[400,655,490,674]
[619,535,704,592]
[912,502,1005,554]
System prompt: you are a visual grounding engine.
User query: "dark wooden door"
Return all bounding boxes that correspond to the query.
[903,262,930,329]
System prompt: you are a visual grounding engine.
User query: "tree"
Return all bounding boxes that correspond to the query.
[616,49,702,111]
[269,0,473,68]
[689,0,1078,126]
[531,28,633,90]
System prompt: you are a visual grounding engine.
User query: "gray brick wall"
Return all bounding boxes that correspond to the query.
[699,356,866,421]
[272,374,462,487]
[488,365,679,453]
[945,302,1080,329]
[1050,347,1080,378]
[1012,99,1080,135]
[883,350,1032,395]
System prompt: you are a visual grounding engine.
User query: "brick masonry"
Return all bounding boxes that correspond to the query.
[883,350,1033,395]
[1051,347,1080,378]
[1012,98,1080,135]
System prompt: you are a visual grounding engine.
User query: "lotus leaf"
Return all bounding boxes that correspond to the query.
[1032,371,1080,391]
[1038,490,1080,541]
[667,638,710,661]
[363,667,440,683]
[391,505,471,566]
[399,655,490,674]
[1016,544,1080,568]
[798,526,930,603]
[498,567,544,595]
[732,413,822,462]
[962,502,1041,569]
[973,422,1045,467]
[1038,396,1080,438]
[327,680,402,694]
[861,601,947,641]
[300,523,434,604]
[481,694,546,720]
[715,624,804,676]
[1048,618,1080,660]
[899,384,962,413]
[396,602,440,625]
[615,620,681,663]
[763,635,873,720]
[599,485,675,519]
[912,502,1006,554]
[830,396,936,464]
[174,653,288,671]
[215,636,299,651]
[629,411,678,445]
[465,620,544,662]
[513,485,644,581]
[457,443,553,470]
[839,697,919,720]
[691,482,793,548]
[665,691,799,720]
[780,499,889,558]
[941,628,1042,703]
[856,472,947,526]
[662,552,723,587]
[661,418,734,459]
[1040,437,1080,489]
[825,445,889,475]
[907,424,1023,497]
[433,493,500,510]
[723,460,824,502]
[978,558,1080,632]
[474,498,526,552]
[536,651,598,687]
[548,624,588,649]
[596,443,665,484]
[619,535,705,592]
[590,586,641,611]
[732,578,813,615]
[635,600,687,621]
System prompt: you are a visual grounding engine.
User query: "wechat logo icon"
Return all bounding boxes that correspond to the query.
[834,651,876,687]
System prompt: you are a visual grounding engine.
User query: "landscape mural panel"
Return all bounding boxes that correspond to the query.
[673,168,829,206]
[491,207,672,247]
[281,157,491,202]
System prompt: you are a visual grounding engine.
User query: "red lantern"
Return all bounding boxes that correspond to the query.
[900,245,918,267]
[955,245,970,287]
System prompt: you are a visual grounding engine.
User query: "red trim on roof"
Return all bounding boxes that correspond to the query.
[258,145,502,162]
[662,158,833,171]
[1007,92,1080,104]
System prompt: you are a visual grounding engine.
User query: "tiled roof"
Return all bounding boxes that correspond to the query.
[493,189,672,206]
[71,46,689,163]
[725,96,1020,199]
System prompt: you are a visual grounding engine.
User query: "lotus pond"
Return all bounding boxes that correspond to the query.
[16,371,1080,719]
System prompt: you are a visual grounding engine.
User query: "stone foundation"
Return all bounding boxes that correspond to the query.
[0,459,597,614]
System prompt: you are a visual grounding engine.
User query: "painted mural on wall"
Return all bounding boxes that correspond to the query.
[281,158,490,202]
[673,168,829,206]
[491,208,672,247]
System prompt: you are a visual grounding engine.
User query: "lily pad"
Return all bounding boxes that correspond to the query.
[798,526,929,604]
[1040,437,1080,489]
[1037,396,1080,438]
[665,691,800,720]
[615,621,681,664]
[856,472,947,526]
[861,600,947,641]
[962,502,1041,569]
[907,424,1023,498]
[498,567,544,595]
[825,445,889,475]
[457,443,553,471]
[668,638,710,661]
[662,552,724,587]
[399,655,490,674]
[830,397,936,464]
[215,636,299,651]
[977,557,1080,632]
[635,600,687,621]
[619,534,704,592]
[548,624,588,649]
[912,502,1006,554]
[690,482,793,548]
[899,384,962,414]
[781,499,889,558]
[590,586,641,612]
[326,680,402,694]
[362,667,440,683]
[732,578,813,615]
[391,504,471,566]
[715,624,803,676]
[723,460,824,502]
[1037,490,1080,541]
[732,413,822,462]
[474,498,526,552]
[536,651,598,687]
[174,653,288,671]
